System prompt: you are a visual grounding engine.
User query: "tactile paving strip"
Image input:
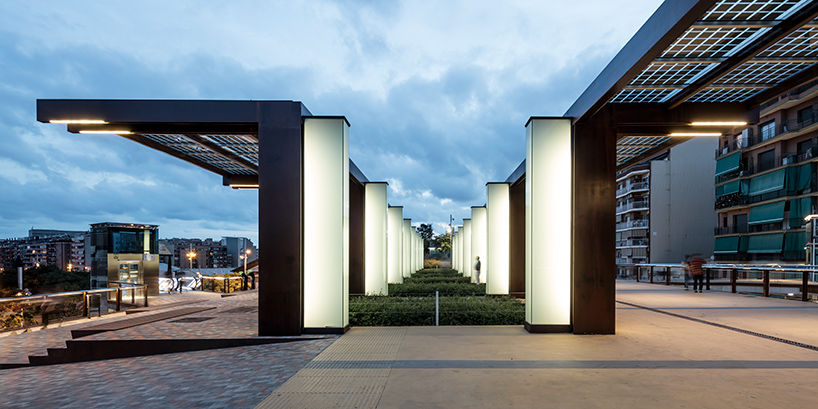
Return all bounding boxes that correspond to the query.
[254,327,406,409]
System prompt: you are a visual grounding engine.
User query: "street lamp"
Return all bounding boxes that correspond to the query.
[240,248,251,275]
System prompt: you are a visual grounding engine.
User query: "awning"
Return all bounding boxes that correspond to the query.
[716,180,741,198]
[715,153,740,177]
[746,233,784,254]
[789,197,813,228]
[786,163,813,193]
[784,231,807,254]
[714,236,740,254]
[748,169,786,197]
[747,201,785,225]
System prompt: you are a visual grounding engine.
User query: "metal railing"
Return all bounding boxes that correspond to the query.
[627,263,818,302]
[616,182,649,197]
[0,284,148,332]
[617,219,649,230]
[616,239,649,247]
[616,201,649,214]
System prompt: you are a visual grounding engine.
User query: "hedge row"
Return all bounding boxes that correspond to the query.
[388,282,485,296]
[349,295,524,326]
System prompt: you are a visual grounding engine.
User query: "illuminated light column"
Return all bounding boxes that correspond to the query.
[403,219,412,278]
[487,183,510,295]
[471,206,487,284]
[411,226,417,273]
[525,117,571,333]
[456,226,463,273]
[302,117,349,332]
[462,219,472,278]
[387,206,404,284]
[452,232,458,272]
[365,182,388,295]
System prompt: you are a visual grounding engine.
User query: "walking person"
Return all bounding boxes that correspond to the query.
[688,254,706,293]
[241,271,248,291]
[475,256,482,284]
[196,272,203,291]
[249,270,256,290]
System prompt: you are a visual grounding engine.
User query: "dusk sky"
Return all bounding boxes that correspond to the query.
[0,0,663,245]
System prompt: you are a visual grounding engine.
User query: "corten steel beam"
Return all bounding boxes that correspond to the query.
[565,0,715,123]
[667,3,818,109]
[508,178,526,297]
[573,112,617,334]
[349,175,366,296]
[257,101,306,336]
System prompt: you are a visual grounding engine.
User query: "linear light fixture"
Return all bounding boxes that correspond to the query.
[669,132,722,137]
[79,130,132,135]
[49,119,108,124]
[690,122,747,126]
[229,184,259,189]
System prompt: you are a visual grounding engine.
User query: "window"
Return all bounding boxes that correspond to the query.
[760,120,776,141]
[757,149,776,172]
[797,107,815,126]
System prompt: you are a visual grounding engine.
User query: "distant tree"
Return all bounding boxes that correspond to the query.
[433,233,452,257]
[0,265,89,297]
[417,223,434,255]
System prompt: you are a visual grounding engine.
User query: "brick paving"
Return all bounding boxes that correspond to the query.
[0,289,338,408]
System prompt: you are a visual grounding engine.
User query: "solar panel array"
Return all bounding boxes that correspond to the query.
[141,133,259,175]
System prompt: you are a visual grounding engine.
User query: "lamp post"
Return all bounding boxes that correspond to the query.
[185,249,196,293]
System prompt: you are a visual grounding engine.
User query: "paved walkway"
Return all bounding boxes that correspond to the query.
[2,282,818,408]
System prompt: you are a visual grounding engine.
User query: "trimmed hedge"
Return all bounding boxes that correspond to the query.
[388,282,485,296]
[349,295,524,326]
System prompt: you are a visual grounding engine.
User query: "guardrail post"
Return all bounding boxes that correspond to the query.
[802,270,809,302]
[665,266,671,286]
[132,287,136,305]
[116,288,121,312]
[649,266,654,283]
[763,271,770,297]
[435,291,439,326]
[636,266,640,282]
[706,268,711,291]
[83,291,89,318]
[144,286,148,307]
[731,269,737,293]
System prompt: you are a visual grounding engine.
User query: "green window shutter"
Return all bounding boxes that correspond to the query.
[747,201,785,225]
[738,235,749,253]
[748,169,786,196]
[783,231,807,260]
[723,180,740,195]
[715,153,740,177]
[746,233,784,253]
[714,236,740,254]
[789,197,813,228]
[715,184,724,197]
[798,163,813,191]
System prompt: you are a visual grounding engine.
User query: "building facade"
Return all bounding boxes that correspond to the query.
[88,222,159,295]
[714,80,818,264]
[616,138,717,277]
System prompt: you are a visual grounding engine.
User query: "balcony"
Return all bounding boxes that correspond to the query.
[615,181,649,198]
[715,178,817,210]
[616,201,649,214]
[714,225,748,235]
[616,219,649,231]
[716,109,818,160]
[616,239,649,248]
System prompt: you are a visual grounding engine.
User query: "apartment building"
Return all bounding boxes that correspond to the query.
[617,138,717,277]
[714,80,818,264]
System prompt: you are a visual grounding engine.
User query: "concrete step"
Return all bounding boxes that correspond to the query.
[71,306,216,339]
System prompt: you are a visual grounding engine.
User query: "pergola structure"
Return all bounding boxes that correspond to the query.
[451,0,818,334]
[36,100,429,335]
[37,0,818,336]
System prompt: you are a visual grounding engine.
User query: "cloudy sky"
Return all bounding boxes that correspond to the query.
[0,0,663,245]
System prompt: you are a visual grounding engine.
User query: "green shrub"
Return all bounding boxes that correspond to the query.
[389,282,485,296]
[349,295,524,326]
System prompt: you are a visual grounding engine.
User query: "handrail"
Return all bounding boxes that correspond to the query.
[631,263,817,302]
[0,285,146,303]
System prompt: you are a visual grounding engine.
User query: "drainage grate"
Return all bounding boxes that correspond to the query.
[218,306,258,314]
[617,300,818,353]
[169,317,215,323]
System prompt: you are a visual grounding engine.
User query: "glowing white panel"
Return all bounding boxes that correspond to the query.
[471,207,487,284]
[463,219,472,278]
[365,182,388,295]
[387,206,404,284]
[526,117,571,327]
[487,183,510,295]
[303,118,349,329]
[410,226,417,274]
[453,233,459,273]
[403,219,412,277]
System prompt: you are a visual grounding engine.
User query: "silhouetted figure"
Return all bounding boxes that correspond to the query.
[475,256,482,284]
[249,271,256,290]
[241,271,248,291]
[196,272,203,290]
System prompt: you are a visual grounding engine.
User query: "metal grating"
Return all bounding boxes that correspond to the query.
[610,88,681,103]
[686,86,767,102]
[630,62,717,86]
[757,26,818,58]
[616,136,671,166]
[660,27,767,59]
[141,133,259,175]
[717,61,816,85]
[701,0,809,21]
